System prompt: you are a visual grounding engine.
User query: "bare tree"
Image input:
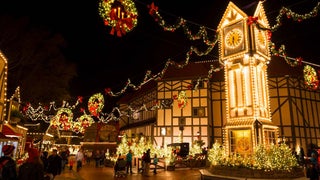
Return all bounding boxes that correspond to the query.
[0,15,77,104]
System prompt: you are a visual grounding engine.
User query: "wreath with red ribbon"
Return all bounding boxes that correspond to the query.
[99,0,138,37]
[72,122,85,134]
[303,65,319,90]
[52,108,73,130]
[173,91,188,109]
[79,114,94,128]
[88,93,104,117]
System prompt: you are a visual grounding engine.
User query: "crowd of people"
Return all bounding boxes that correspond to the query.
[0,145,90,180]
[292,146,320,180]
[114,148,159,177]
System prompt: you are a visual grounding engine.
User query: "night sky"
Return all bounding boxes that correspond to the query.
[0,0,319,100]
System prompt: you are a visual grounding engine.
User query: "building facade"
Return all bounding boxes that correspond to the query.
[118,2,320,154]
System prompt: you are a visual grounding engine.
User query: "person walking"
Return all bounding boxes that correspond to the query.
[40,151,49,173]
[307,163,319,180]
[0,145,17,180]
[18,148,45,180]
[75,149,84,172]
[47,149,62,179]
[60,148,69,170]
[100,150,105,167]
[139,152,146,173]
[126,149,133,174]
[299,147,306,167]
[94,150,101,168]
[153,153,158,174]
[143,149,151,176]
[85,150,92,166]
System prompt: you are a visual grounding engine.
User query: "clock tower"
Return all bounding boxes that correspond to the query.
[217,2,278,156]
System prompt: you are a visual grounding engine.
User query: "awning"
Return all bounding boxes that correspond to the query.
[2,124,22,137]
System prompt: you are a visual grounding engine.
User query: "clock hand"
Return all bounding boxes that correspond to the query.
[232,36,235,46]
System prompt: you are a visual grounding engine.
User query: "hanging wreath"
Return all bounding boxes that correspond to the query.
[99,0,138,37]
[79,114,95,128]
[303,65,319,90]
[173,91,188,109]
[54,108,73,130]
[88,93,104,117]
[72,122,85,134]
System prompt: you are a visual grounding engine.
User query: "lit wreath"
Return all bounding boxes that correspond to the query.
[303,65,319,90]
[88,93,104,117]
[173,91,188,109]
[55,108,73,130]
[79,114,94,128]
[98,0,138,37]
[72,121,85,134]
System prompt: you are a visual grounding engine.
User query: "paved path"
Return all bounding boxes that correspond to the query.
[55,164,201,180]
[55,163,309,180]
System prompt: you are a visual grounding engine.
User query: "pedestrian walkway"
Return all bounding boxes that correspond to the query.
[55,164,201,180]
[55,164,309,180]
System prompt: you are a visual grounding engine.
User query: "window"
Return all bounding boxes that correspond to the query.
[192,107,205,117]
[264,130,276,146]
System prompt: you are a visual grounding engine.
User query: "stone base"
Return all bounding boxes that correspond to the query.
[208,166,304,179]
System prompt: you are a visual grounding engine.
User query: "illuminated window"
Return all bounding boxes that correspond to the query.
[161,127,166,136]
[264,130,276,146]
[192,107,205,117]
[230,130,251,155]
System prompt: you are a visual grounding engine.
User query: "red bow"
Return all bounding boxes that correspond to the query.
[147,2,158,16]
[77,96,83,103]
[247,16,258,25]
[105,88,112,95]
[110,18,133,37]
[267,30,272,40]
[296,57,303,66]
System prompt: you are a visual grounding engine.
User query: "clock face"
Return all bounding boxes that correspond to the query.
[225,29,243,48]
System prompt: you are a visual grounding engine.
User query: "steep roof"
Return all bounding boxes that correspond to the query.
[117,57,307,104]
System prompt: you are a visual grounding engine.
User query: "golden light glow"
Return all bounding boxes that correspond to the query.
[220,2,278,156]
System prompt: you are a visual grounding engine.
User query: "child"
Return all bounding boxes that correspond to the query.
[69,156,74,170]
[139,152,146,173]
[153,154,158,174]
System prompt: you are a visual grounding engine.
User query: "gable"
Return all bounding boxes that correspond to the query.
[217,1,248,31]
[254,1,270,29]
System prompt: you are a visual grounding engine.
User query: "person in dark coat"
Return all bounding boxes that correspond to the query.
[299,147,306,166]
[307,163,319,180]
[0,145,17,180]
[18,148,44,180]
[46,149,62,179]
[40,151,49,172]
[143,149,151,176]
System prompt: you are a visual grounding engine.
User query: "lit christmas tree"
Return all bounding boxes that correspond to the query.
[207,142,226,166]
[116,134,130,156]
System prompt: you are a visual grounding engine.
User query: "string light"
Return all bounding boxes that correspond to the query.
[14,1,320,135]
